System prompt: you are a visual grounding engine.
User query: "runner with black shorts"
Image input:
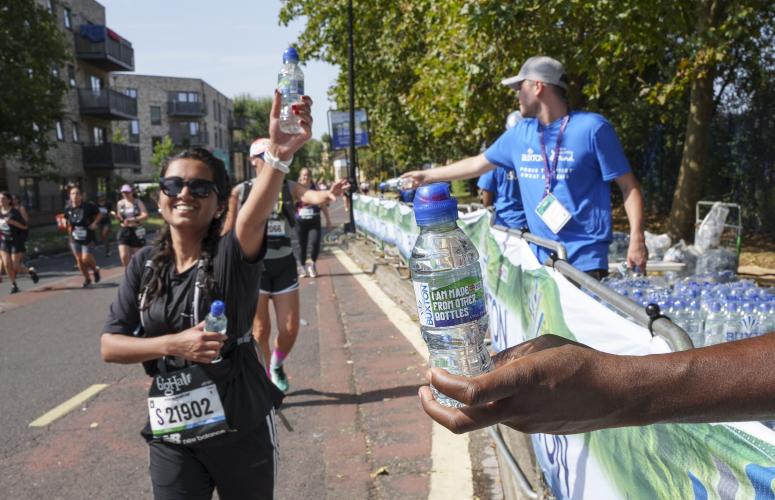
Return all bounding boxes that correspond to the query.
[9,193,39,285]
[101,90,312,499]
[0,191,30,294]
[294,167,331,278]
[116,184,148,269]
[64,186,102,288]
[222,138,349,393]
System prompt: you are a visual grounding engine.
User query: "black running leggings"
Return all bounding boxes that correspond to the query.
[296,217,321,265]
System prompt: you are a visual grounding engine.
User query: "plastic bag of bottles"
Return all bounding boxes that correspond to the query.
[644,231,672,260]
[696,248,738,275]
[663,240,699,281]
[695,202,730,252]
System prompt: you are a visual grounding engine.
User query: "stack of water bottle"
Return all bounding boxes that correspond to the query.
[599,274,775,348]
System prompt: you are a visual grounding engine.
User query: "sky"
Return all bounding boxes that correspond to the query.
[99,0,340,140]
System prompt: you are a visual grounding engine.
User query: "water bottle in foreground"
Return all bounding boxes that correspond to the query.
[409,183,493,408]
[702,300,726,345]
[278,47,304,134]
[205,300,227,363]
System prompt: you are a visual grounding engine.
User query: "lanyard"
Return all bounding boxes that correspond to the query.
[539,114,570,196]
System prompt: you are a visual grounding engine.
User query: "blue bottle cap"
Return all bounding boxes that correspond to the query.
[283,47,299,63]
[210,300,225,316]
[413,183,458,226]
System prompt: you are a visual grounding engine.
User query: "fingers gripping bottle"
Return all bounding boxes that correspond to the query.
[278,47,304,134]
[205,300,227,363]
[410,183,493,407]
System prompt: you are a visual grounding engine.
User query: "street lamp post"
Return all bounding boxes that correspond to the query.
[345,0,357,233]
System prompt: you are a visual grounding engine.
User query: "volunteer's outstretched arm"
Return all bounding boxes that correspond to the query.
[419,333,775,435]
[615,172,648,272]
[402,154,495,188]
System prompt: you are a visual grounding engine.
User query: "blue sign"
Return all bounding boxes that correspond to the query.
[328,109,369,150]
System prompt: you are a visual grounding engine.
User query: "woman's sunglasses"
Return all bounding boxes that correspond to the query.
[159,176,218,199]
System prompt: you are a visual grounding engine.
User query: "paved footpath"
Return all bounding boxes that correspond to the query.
[0,201,498,499]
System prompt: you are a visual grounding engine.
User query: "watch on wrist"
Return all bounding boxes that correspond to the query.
[263,150,292,174]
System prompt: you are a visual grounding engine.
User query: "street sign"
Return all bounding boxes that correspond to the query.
[328,109,369,150]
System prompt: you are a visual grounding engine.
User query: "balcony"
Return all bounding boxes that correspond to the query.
[74,25,134,72]
[167,101,207,117]
[169,128,209,147]
[78,88,137,120]
[82,143,140,169]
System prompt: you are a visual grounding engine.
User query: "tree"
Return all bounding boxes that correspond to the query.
[233,94,272,142]
[0,0,68,173]
[150,136,175,182]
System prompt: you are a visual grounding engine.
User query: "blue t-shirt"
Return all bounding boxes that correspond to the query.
[477,168,527,228]
[484,111,631,271]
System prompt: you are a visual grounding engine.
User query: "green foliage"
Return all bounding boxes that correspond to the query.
[150,136,175,181]
[0,0,68,173]
[233,94,272,142]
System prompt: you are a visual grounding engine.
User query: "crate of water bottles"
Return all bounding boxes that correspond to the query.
[599,271,775,348]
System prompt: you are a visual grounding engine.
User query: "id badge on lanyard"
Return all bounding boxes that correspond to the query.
[535,115,571,234]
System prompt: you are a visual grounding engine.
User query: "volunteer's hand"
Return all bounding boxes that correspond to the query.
[269,91,312,161]
[400,171,429,189]
[418,334,631,435]
[168,321,226,364]
[627,234,648,273]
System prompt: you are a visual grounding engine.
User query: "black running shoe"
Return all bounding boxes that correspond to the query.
[82,279,92,288]
[10,283,20,294]
[29,267,39,284]
[93,267,101,283]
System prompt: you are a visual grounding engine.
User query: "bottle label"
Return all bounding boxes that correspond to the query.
[413,276,486,328]
[278,76,304,96]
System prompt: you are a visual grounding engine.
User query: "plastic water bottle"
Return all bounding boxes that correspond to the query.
[684,300,705,347]
[739,302,761,339]
[278,47,304,134]
[724,298,743,342]
[703,301,726,346]
[409,183,493,408]
[205,300,228,363]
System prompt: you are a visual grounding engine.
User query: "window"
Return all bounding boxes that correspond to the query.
[188,121,200,136]
[150,106,161,125]
[175,91,199,102]
[55,120,64,141]
[63,7,72,29]
[92,126,105,145]
[18,177,39,210]
[46,0,53,14]
[125,88,137,99]
[129,120,140,143]
[67,65,76,88]
[90,75,102,92]
[51,64,60,78]
[71,121,80,142]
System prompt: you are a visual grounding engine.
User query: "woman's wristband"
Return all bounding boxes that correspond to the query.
[264,150,293,174]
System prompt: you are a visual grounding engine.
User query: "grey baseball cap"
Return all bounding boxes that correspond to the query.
[502,56,568,90]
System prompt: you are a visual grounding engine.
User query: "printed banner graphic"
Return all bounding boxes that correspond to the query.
[353,195,775,500]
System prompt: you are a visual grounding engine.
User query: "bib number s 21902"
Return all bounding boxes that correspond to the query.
[147,365,231,445]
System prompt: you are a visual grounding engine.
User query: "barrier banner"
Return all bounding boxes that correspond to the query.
[353,195,775,499]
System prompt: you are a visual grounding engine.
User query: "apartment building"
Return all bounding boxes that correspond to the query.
[2,0,138,224]
[110,75,244,183]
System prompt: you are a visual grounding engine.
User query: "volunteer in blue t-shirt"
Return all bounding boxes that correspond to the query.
[403,56,647,277]
[477,157,528,229]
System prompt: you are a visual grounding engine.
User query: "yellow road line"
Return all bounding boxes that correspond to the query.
[331,248,474,500]
[29,384,109,427]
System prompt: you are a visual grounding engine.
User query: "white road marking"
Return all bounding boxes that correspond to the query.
[29,384,109,427]
[331,248,474,500]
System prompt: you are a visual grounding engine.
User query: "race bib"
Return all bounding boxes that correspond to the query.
[0,221,9,233]
[298,207,316,219]
[147,365,231,445]
[134,226,146,239]
[98,207,108,215]
[267,220,286,237]
[535,193,571,234]
[72,227,88,241]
